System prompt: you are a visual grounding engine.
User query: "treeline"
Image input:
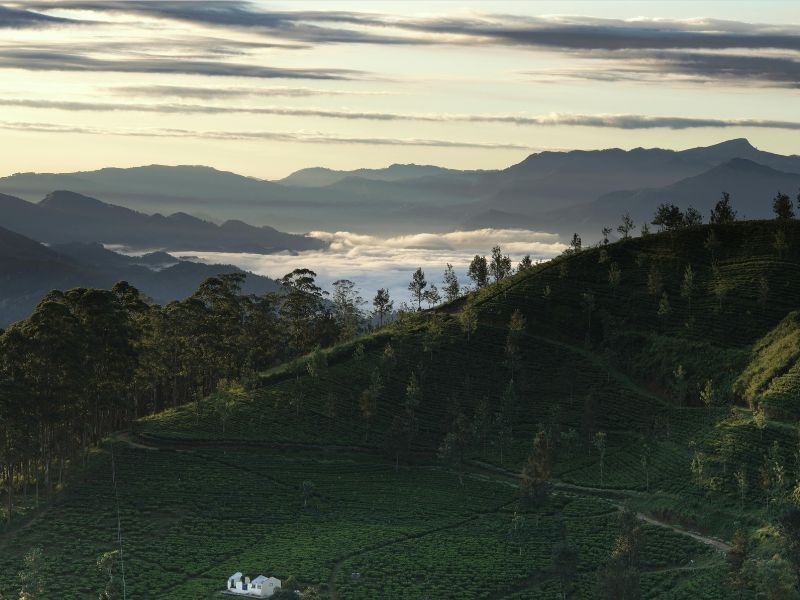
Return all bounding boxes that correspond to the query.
[0,270,370,524]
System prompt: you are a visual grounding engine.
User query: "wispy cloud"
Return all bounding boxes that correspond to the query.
[0,49,365,80]
[0,5,78,28]
[106,85,389,99]
[8,4,800,88]
[6,98,800,131]
[0,119,532,149]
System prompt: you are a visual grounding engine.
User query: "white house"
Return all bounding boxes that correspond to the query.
[226,572,282,597]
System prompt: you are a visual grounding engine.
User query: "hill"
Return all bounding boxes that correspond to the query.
[555,159,800,231]
[3,139,798,238]
[0,226,281,325]
[4,218,800,597]
[0,190,325,253]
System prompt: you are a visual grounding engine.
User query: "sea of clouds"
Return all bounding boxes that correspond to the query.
[176,228,567,307]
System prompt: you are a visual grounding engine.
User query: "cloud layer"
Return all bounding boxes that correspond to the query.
[173,228,566,305]
[5,97,800,131]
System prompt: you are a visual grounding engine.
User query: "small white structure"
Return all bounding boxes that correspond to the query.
[226,572,282,597]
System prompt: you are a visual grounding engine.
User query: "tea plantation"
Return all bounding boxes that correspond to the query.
[5,219,800,598]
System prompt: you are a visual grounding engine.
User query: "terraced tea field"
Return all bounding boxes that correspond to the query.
[0,438,724,599]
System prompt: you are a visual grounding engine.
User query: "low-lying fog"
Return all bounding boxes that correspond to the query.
[177,228,567,306]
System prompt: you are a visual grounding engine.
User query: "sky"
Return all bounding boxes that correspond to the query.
[1,1,799,180]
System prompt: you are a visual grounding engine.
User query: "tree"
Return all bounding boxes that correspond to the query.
[359,368,383,440]
[467,255,489,289]
[518,255,533,271]
[279,269,325,354]
[672,365,687,407]
[18,547,45,600]
[652,203,684,231]
[774,191,795,219]
[680,265,695,312]
[734,468,748,513]
[508,512,526,557]
[437,413,473,486]
[97,550,124,600]
[594,432,607,485]
[710,191,737,225]
[423,284,441,308]
[372,288,393,326]
[646,264,663,297]
[641,443,652,492]
[758,275,770,311]
[331,279,365,340]
[774,228,789,258]
[777,507,800,581]
[727,529,750,599]
[602,226,613,245]
[552,520,579,600]
[301,480,315,509]
[404,372,421,441]
[568,233,582,254]
[459,300,478,343]
[442,263,460,302]
[408,268,427,310]
[617,214,635,239]
[211,379,247,434]
[683,206,703,226]
[700,380,715,420]
[505,309,526,378]
[597,502,641,600]
[608,263,622,288]
[489,245,512,282]
[656,293,671,323]
[581,291,595,345]
[520,430,552,504]
[754,555,800,600]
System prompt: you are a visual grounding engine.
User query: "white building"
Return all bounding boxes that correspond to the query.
[226,572,282,597]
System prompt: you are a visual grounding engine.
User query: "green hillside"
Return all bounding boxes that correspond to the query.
[4,219,800,599]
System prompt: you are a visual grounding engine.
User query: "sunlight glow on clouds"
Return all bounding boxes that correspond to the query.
[174,229,567,303]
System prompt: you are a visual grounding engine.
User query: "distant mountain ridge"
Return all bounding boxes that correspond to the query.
[1,139,798,239]
[0,190,325,253]
[0,225,280,326]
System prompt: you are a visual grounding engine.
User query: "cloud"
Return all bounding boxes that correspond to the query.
[0,119,533,149]
[28,4,800,52]
[0,5,77,28]
[528,50,800,89]
[106,85,389,99]
[167,228,566,303]
[0,49,364,80]
[6,98,800,131]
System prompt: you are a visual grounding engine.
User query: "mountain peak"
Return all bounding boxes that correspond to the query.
[39,190,105,209]
[705,138,756,152]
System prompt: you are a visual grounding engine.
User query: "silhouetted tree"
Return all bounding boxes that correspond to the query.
[372,288,393,326]
[408,267,427,310]
[710,192,737,224]
[442,263,460,302]
[773,191,795,220]
[652,203,684,231]
[468,255,489,289]
[490,245,512,282]
[617,213,635,239]
[683,206,703,226]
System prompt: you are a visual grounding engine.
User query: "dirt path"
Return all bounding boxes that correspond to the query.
[467,459,731,553]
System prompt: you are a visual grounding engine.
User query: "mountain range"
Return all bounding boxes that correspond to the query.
[1,139,798,239]
[0,225,279,327]
[0,190,325,253]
